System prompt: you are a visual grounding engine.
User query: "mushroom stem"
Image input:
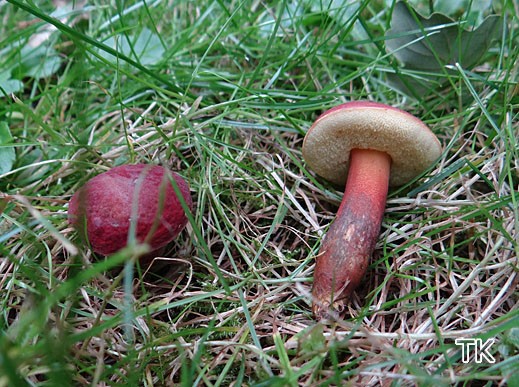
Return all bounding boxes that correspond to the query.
[312,148,391,319]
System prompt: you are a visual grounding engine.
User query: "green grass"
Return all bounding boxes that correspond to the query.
[1,0,518,385]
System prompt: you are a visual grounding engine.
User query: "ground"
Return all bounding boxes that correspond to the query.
[0,0,518,386]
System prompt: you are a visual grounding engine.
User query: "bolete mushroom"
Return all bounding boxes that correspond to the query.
[302,101,442,319]
[68,164,192,256]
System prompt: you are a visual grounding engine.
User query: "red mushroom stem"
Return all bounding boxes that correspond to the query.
[312,148,391,319]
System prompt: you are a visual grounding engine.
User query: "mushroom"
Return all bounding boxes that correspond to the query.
[68,164,192,257]
[302,101,442,319]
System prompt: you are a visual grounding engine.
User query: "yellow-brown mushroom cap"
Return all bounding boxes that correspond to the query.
[302,101,442,187]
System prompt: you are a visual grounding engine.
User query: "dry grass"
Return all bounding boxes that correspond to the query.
[1,0,518,386]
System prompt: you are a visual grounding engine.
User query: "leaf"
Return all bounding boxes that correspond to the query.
[96,28,165,67]
[432,0,494,26]
[258,2,303,38]
[0,195,8,214]
[131,28,165,66]
[0,72,23,97]
[297,324,326,357]
[305,0,366,40]
[0,122,16,175]
[12,147,51,186]
[19,44,63,79]
[386,1,502,71]
[504,327,519,349]
[498,327,519,386]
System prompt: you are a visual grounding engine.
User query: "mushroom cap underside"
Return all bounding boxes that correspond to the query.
[302,102,442,187]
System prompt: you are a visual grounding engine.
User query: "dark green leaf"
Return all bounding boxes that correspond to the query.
[386,1,502,70]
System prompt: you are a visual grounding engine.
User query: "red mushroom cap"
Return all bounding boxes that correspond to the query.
[68,164,192,255]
